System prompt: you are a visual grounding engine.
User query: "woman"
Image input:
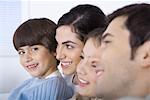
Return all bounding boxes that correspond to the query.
[55,4,107,98]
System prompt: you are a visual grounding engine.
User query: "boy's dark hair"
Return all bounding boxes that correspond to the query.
[108,3,150,58]
[57,4,107,42]
[84,27,106,46]
[13,18,57,53]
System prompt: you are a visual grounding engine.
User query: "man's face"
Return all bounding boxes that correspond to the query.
[96,16,139,99]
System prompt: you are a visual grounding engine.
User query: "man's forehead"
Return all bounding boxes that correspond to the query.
[103,16,128,36]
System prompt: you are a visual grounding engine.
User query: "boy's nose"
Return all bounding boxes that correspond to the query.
[77,61,86,76]
[25,52,33,62]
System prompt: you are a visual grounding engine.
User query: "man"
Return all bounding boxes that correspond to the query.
[96,3,150,100]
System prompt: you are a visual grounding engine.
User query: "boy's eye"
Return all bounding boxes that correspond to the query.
[18,51,25,55]
[80,55,84,59]
[32,47,39,51]
[91,64,96,68]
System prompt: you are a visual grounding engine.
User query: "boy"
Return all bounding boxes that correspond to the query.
[9,18,73,100]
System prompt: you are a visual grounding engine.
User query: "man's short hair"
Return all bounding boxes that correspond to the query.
[108,3,150,59]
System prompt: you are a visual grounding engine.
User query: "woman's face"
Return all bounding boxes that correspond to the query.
[55,25,84,75]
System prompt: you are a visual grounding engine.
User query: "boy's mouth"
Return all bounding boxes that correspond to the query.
[78,77,89,87]
[26,63,39,71]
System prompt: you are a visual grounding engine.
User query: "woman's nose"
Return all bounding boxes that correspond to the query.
[56,46,65,60]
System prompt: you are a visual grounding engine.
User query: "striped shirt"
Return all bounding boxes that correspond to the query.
[8,70,74,100]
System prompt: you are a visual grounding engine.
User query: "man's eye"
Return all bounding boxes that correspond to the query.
[103,40,111,44]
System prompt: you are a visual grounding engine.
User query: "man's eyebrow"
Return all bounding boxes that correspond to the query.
[101,33,113,40]
[62,40,77,45]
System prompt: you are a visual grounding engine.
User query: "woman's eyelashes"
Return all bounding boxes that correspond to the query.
[65,44,74,49]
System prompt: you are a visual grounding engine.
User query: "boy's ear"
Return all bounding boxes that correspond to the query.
[135,41,150,68]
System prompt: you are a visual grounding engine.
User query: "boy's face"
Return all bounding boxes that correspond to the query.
[18,45,56,78]
[96,16,140,98]
[56,25,84,75]
[77,38,102,97]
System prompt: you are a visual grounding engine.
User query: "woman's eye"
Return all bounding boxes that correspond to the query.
[66,44,74,49]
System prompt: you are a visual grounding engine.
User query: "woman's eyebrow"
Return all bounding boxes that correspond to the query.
[62,40,77,44]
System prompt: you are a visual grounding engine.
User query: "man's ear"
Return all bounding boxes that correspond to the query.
[135,41,150,68]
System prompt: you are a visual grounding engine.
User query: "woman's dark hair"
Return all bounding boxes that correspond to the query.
[57,4,107,42]
[13,18,57,53]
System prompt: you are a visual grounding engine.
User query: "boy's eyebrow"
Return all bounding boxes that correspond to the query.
[18,48,23,51]
[101,33,113,41]
[62,40,77,45]
[82,50,92,58]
